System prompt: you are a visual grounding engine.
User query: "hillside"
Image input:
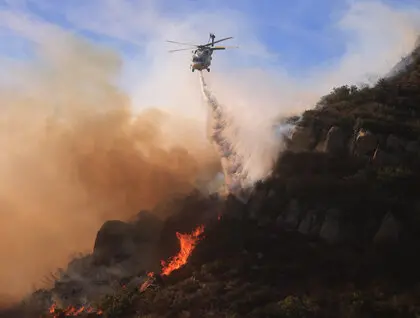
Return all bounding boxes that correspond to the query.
[3,43,420,318]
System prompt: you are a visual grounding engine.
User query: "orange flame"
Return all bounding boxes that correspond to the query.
[160,225,205,276]
[47,226,205,316]
[48,303,103,317]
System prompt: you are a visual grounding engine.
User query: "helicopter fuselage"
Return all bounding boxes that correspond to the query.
[190,48,212,72]
[167,33,234,72]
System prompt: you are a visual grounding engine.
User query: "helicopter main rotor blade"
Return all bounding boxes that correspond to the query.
[166,40,199,47]
[211,46,239,50]
[168,48,194,53]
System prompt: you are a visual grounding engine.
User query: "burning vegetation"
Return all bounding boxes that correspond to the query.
[160,225,205,277]
[48,303,103,317]
[45,224,207,317]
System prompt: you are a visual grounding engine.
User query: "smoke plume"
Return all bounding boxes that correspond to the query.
[0,33,220,301]
[199,72,256,202]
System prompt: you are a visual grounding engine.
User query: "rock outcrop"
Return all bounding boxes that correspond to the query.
[319,209,345,245]
[93,220,137,266]
[323,126,347,155]
[372,147,400,166]
[353,129,378,157]
[93,211,164,269]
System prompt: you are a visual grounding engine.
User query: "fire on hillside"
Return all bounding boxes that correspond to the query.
[47,224,206,317]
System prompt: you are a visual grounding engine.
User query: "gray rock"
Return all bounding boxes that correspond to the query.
[93,220,137,265]
[93,212,164,267]
[319,209,344,244]
[298,212,313,235]
[314,140,325,152]
[354,129,378,156]
[372,147,400,166]
[373,212,401,246]
[324,126,346,154]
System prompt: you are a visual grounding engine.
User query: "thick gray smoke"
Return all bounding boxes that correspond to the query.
[0,33,221,303]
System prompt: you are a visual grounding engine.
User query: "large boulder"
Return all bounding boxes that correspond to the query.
[372,147,400,166]
[353,129,378,156]
[93,212,165,269]
[319,209,345,244]
[324,126,347,154]
[93,220,137,266]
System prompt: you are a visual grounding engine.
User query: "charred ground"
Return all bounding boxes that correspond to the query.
[3,42,420,318]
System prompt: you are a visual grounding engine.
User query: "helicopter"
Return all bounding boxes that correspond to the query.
[166,33,237,72]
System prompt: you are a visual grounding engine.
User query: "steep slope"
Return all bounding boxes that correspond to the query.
[95,41,420,318]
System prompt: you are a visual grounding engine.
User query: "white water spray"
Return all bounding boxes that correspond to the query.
[198,72,253,203]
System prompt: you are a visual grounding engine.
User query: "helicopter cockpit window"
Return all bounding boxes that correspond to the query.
[192,56,203,62]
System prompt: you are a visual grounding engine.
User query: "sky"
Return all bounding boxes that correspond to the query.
[0,0,419,95]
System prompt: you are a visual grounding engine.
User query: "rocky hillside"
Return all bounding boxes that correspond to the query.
[3,42,420,318]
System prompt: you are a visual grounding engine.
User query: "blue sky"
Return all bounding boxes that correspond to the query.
[0,0,420,118]
[1,0,419,75]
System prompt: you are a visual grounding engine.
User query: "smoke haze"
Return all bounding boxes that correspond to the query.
[0,33,219,300]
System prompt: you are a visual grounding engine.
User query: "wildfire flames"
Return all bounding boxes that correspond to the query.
[48,303,103,317]
[46,225,205,316]
[160,225,205,276]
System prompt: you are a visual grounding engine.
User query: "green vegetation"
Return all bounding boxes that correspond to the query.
[299,46,420,142]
